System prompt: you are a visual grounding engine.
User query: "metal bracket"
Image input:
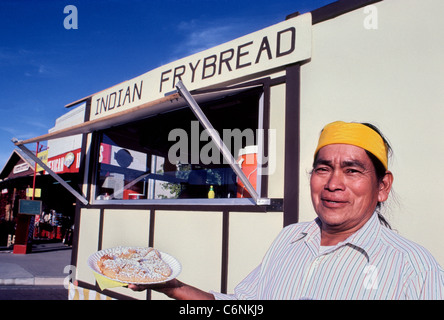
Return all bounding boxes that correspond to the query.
[12,138,89,206]
[175,81,270,206]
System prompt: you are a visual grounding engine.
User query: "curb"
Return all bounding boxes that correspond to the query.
[0,277,65,286]
[0,277,34,286]
[35,277,66,286]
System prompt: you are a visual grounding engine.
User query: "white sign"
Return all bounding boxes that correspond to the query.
[13,163,29,174]
[90,13,312,121]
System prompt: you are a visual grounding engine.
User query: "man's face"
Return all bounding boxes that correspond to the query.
[310,144,382,234]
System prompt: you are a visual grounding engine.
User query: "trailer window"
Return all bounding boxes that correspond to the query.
[94,87,264,203]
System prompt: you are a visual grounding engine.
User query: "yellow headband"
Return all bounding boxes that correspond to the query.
[314,121,388,170]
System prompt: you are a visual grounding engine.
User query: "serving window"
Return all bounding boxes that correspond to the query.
[92,86,266,204]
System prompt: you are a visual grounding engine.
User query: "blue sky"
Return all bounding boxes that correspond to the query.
[0,0,335,168]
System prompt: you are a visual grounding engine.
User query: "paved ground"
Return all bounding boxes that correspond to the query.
[0,241,71,300]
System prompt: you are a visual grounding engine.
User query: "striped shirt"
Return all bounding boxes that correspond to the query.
[212,212,444,300]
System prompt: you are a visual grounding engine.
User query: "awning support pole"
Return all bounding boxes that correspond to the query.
[12,138,89,206]
[176,81,270,205]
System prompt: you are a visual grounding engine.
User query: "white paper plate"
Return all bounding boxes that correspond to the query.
[87,246,182,285]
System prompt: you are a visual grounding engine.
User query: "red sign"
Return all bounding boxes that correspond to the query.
[46,149,81,174]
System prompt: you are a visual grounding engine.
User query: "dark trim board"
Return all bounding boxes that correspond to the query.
[312,0,383,25]
[283,64,301,227]
[220,210,230,294]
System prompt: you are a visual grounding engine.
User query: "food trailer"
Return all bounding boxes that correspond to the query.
[13,0,444,299]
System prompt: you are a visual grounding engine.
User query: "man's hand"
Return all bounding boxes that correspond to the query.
[128,278,214,300]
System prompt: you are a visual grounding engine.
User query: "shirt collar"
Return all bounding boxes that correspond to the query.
[291,212,382,262]
[343,212,382,262]
[290,218,321,244]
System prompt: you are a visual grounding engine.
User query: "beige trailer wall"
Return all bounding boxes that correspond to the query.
[267,83,286,199]
[75,207,283,300]
[226,211,283,293]
[75,208,149,299]
[299,0,444,264]
[151,210,223,300]
[75,208,101,286]
[73,71,288,299]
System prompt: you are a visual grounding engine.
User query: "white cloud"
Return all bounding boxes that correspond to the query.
[38,65,48,74]
[0,47,55,77]
[1,115,51,141]
[1,126,38,141]
[171,17,257,60]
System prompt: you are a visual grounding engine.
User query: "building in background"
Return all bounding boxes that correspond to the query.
[0,103,85,247]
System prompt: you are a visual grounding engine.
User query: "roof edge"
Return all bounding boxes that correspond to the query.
[312,0,383,25]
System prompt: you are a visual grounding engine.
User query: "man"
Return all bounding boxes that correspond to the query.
[130,121,444,299]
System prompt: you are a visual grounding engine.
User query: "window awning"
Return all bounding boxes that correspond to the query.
[13,84,261,146]
[12,81,268,206]
[13,142,89,205]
